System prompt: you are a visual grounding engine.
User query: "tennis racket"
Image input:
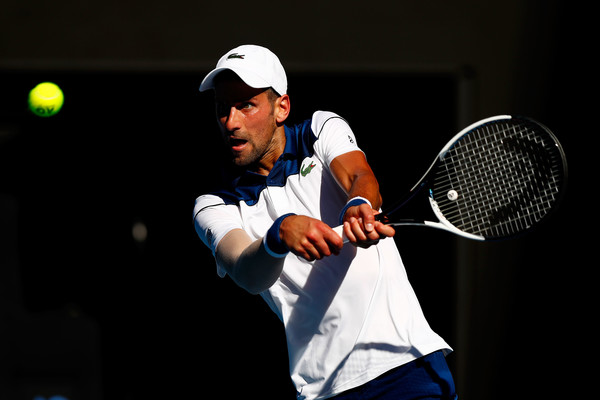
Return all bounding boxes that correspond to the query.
[335,115,567,241]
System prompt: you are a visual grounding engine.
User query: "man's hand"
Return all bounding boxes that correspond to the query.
[342,203,395,248]
[279,215,344,261]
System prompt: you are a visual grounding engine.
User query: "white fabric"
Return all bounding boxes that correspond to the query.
[193,111,450,399]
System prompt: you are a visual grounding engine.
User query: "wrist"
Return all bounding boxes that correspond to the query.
[338,196,372,225]
[263,213,296,258]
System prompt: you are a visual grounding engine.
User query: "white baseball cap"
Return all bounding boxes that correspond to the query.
[199,44,287,95]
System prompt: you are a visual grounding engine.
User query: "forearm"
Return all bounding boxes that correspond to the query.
[216,211,344,293]
[330,151,383,210]
[232,240,285,294]
[330,150,395,243]
[345,171,382,210]
[215,230,285,295]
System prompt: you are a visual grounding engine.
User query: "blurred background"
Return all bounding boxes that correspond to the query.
[0,1,594,399]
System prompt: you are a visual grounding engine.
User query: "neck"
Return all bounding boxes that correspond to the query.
[251,126,287,176]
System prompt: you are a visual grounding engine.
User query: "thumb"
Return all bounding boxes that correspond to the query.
[359,203,375,232]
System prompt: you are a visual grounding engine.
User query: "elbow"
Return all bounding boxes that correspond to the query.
[230,269,276,295]
[237,279,272,295]
[224,240,284,295]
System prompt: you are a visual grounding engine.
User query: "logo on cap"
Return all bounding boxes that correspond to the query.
[227,53,245,60]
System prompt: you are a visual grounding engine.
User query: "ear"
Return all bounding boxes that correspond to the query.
[275,94,290,125]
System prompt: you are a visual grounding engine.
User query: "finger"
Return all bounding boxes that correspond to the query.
[290,246,312,261]
[365,223,382,241]
[361,224,381,247]
[290,241,318,261]
[304,243,322,261]
[358,204,376,232]
[351,217,383,248]
[374,221,396,238]
[322,227,344,255]
[349,217,369,242]
[343,221,357,243]
[312,238,334,258]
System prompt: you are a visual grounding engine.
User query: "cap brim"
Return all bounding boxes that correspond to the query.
[199,68,225,92]
[199,67,272,92]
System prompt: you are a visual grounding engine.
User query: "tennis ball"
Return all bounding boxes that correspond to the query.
[28,82,64,117]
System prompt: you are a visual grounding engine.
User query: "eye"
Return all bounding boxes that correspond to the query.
[215,100,254,118]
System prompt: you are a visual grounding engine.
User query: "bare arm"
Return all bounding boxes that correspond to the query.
[215,217,345,294]
[329,150,395,245]
[215,229,285,295]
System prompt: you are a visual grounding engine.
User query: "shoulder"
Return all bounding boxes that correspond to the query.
[306,111,361,165]
[193,193,244,257]
[194,171,268,211]
[309,111,350,138]
[286,111,349,138]
[193,193,234,222]
[285,111,352,154]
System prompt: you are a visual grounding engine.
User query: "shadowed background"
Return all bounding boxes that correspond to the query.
[0,1,593,399]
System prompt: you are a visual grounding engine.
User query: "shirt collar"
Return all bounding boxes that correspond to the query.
[281,125,297,159]
[235,125,297,185]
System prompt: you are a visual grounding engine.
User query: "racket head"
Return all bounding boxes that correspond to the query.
[428,115,567,240]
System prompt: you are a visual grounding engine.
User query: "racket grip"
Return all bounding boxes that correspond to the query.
[332,224,349,244]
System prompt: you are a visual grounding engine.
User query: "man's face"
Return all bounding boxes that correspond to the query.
[214,78,279,171]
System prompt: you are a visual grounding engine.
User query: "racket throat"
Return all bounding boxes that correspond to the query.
[376,182,437,226]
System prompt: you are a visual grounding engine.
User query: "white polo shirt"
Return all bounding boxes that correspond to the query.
[194,111,450,400]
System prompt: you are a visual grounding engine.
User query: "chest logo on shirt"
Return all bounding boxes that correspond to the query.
[300,161,317,177]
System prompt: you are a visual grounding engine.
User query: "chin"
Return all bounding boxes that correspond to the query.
[232,156,251,168]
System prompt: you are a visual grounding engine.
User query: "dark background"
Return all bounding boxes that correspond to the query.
[0,1,594,399]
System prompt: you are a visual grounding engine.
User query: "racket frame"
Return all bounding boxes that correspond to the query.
[336,115,566,242]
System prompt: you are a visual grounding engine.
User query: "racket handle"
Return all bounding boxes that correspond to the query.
[332,224,349,244]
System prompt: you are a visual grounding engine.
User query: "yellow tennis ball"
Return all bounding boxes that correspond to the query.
[28,82,64,117]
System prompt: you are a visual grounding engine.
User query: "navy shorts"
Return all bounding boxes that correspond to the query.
[331,351,457,400]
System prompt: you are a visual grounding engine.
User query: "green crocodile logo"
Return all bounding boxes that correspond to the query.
[301,161,317,177]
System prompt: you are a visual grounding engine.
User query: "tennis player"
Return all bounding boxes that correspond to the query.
[193,44,457,400]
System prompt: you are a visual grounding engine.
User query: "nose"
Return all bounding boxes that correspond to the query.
[223,106,242,132]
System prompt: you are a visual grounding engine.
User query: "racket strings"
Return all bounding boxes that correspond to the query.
[432,120,564,238]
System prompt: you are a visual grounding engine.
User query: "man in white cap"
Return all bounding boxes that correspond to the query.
[194,44,457,400]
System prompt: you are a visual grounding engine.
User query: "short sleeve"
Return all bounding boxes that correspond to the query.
[311,111,363,166]
[193,194,243,277]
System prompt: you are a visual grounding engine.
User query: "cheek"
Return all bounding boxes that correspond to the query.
[256,122,277,144]
[245,117,269,138]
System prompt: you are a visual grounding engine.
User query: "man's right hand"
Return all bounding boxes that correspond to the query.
[279,215,344,261]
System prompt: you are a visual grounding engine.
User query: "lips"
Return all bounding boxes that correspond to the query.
[229,137,248,152]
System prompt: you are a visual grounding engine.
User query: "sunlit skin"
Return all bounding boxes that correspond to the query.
[214,78,289,176]
[211,76,393,288]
